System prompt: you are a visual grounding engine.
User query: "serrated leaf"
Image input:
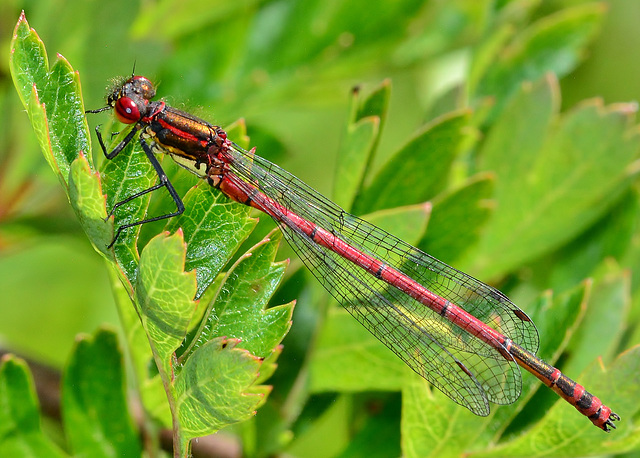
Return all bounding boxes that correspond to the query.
[175,337,266,440]
[137,231,197,374]
[10,12,90,186]
[354,110,471,214]
[69,153,112,254]
[62,328,141,457]
[10,12,118,264]
[10,13,49,109]
[102,136,158,282]
[256,345,283,385]
[0,355,67,457]
[9,12,118,265]
[187,231,293,359]
[166,184,257,299]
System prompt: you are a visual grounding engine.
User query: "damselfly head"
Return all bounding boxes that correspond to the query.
[106,75,156,106]
[104,75,158,124]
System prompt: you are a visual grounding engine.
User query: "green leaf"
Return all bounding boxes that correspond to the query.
[473,3,606,120]
[473,76,640,278]
[310,307,409,393]
[475,347,640,456]
[399,283,626,456]
[353,110,471,214]
[165,185,257,299]
[186,231,293,359]
[0,355,67,458]
[285,394,352,458]
[488,284,589,434]
[136,231,197,374]
[418,173,494,265]
[69,153,112,255]
[332,116,379,210]
[401,375,481,458]
[9,12,91,186]
[62,328,141,457]
[560,268,627,378]
[364,203,431,247]
[175,337,266,439]
[132,226,291,449]
[541,188,640,292]
[333,80,390,209]
[102,136,158,281]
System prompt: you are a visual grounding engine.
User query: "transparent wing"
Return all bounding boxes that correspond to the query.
[222,142,540,414]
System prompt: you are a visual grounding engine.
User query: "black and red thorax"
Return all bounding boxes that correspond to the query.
[106,76,228,181]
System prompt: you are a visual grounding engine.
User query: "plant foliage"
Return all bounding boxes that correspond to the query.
[3,2,640,457]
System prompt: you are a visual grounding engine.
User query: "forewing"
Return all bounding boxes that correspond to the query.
[223,143,540,410]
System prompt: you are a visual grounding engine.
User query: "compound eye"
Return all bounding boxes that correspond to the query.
[114,97,141,123]
[132,76,156,99]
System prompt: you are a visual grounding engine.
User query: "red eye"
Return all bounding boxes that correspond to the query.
[114,97,141,123]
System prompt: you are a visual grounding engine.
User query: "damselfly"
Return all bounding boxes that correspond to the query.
[87,75,619,432]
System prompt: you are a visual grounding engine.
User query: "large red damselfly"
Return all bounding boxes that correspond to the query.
[87,75,619,432]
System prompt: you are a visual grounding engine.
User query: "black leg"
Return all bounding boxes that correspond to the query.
[95,124,141,159]
[85,106,111,114]
[105,182,168,219]
[107,137,185,248]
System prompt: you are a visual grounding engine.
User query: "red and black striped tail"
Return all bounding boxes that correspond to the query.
[509,343,618,431]
[551,372,619,432]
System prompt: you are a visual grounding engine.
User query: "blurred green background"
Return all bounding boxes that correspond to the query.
[2,0,640,456]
